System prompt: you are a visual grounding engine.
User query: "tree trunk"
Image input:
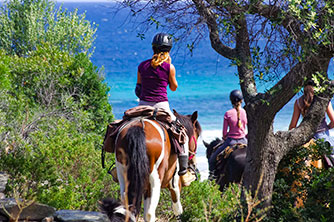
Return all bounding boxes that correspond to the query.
[243,105,280,206]
[243,90,333,207]
[192,0,334,208]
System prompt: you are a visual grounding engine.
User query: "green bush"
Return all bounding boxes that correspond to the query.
[0,43,112,133]
[0,45,116,209]
[1,114,119,210]
[300,167,334,221]
[266,140,334,222]
[0,0,96,57]
[0,0,116,211]
[155,179,268,222]
[179,180,240,221]
[0,47,115,210]
[154,179,272,222]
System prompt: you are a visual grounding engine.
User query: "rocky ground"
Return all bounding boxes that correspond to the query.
[0,172,171,222]
[0,172,109,222]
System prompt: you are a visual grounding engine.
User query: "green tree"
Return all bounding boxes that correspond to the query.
[0,0,115,210]
[117,0,334,208]
[0,0,96,56]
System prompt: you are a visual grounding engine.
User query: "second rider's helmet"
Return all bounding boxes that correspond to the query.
[152,33,172,52]
[230,89,243,104]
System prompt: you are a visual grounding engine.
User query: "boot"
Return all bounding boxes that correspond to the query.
[178,155,196,186]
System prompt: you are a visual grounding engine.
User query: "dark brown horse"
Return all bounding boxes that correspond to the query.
[101,110,201,222]
[203,138,247,190]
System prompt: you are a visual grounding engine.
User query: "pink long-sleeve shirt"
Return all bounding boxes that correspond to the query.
[223,107,247,139]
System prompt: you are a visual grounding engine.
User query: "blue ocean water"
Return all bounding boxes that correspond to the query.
[62,2,292,128]
[60,2,334,176]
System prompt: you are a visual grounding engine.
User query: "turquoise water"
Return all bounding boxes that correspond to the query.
[66,2,296,131]
[62,3,240,128]
[62,2,334,176]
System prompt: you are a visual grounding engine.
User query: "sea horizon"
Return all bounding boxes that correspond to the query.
[2,1,334,179]
[57,2,334,179]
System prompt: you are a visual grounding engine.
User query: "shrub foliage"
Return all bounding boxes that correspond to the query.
[0,0,116,211]
[266,140,334,222]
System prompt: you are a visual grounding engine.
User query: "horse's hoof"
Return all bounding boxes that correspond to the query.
[175,215,182,222]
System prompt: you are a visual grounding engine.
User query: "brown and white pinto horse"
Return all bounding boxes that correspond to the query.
[102,110,201,222]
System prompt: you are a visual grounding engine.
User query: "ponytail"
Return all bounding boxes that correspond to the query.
[151,52,169,68]
[301,85,314,116]
[233,101,242,128]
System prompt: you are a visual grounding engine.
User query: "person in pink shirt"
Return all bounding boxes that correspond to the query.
[208,89,248,179]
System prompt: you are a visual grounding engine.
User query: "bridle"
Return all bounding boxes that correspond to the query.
[188,134,198,161]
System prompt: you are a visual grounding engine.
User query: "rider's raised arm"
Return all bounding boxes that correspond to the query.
[326,101,334,129]
[169,64,178,91]
[289,100,301,130]
[222,113,229,140]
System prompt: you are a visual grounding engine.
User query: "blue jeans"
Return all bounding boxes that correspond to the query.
[208,137,248,171]
[314,130,334,156]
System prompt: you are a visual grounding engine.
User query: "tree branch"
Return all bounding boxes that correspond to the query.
[276,92,333,157]
[263,55,331,119]
[248,3,306,47]
[234,10,258,99]
[192,0,237,60]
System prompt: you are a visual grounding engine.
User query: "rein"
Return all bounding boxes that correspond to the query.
[188,135,197,160]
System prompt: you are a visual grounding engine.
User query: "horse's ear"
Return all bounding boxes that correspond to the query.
[173,109,179,116]
[203,140,209,148]
[191,111,198,123]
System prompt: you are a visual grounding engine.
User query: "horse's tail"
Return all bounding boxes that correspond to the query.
[125,125,149,215]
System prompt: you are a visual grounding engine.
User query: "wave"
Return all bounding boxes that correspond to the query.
[195,156,209,181]
[200,129,222,142]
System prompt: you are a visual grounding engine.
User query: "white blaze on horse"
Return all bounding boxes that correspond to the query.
[101,110,201,222]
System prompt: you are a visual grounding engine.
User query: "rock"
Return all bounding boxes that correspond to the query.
[0,172,8,193]
[54,210,109,222]
[0,198,55,221]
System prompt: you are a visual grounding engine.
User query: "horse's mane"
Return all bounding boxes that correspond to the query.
[205,137,223,159]
[176,114,202,138]
[210,138,222,147]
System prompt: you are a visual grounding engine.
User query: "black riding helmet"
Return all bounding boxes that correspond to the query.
[152,33,172,52]
[230,89,243,104]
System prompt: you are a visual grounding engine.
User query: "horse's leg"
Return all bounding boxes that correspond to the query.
[143,168,161,222]
[115,160,127,201]
[168,173,183,219]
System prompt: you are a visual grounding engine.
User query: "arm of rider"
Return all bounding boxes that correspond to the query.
[169,64,178,91]
[326,101,334,129]
[222,113,228,140]
[135,71,142,98]
[289,100,301,130]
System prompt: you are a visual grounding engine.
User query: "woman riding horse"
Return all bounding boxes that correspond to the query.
[135,32,196,186]
[102,110,201,222]
[208,89,248,180]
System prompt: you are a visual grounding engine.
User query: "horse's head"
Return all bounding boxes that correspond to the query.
[173,110,202,157]
[203,138,223,159]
